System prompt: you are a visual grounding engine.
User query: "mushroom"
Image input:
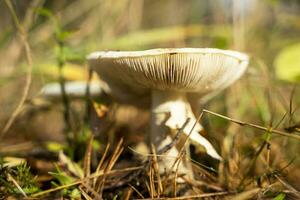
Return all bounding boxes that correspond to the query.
[88,48,249,175]
[40,80,108,100]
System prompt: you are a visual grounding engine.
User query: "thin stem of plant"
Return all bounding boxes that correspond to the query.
[57,41,73,137]
[203,109,300,141]
[1,0,33,139]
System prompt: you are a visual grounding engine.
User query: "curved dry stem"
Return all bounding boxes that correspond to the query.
[1,0,33,139]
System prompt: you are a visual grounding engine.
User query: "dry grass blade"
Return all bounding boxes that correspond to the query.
[145,181,151,198]
[158,118,190,155]
[80,182,102,200]
[230,188,261,200]
[181,112,204,149]
[275,175,300,197]
[0,142,35,153]
[182,177,223,192]
[83,135,94,180]
[124,187,133,200]
[31,180,82,197]
[151,144,163,196]
[161,118,191,184]
[188,158,218,180]
[94,143,110,187]
[79,186,93,200]
[31,166,143,197]
[238,139,269,188]
[128,184,145,199]
[148,164,156,198]
[59,151,83,178]
[136,191,228,200]
[97,138,124,197]
[163,113,204,186]
[7,173,27,197]
[173,153,185,197]
[1,0,33,138]
[203,109,300,140]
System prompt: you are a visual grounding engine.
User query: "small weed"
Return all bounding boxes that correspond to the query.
[0,161,40,198]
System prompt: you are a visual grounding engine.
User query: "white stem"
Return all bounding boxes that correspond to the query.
[150,90,222,176]
[151,90,193,176]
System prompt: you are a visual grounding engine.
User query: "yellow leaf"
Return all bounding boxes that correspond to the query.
[275,43,300,82]
[36,63,99,81]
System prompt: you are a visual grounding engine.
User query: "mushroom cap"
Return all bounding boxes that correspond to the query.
[88,48,249,105]
[40,81,106,99]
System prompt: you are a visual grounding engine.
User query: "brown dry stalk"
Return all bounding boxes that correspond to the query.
[136,191,228,200]
[148,164,156,198]
[94,143,110,187]
[80,182,102,200]
[1,0,33,138]
[161,119,191,184]
[83,136,94,179]
[31,166,143,197]
[123,187,133,200]
[129,184,145,199]
[275,175,300,198]
[173,153,185,197]
[79,186,93,200]
[98,138,124,197]
[151,144,163,196]
[203,109,300,140]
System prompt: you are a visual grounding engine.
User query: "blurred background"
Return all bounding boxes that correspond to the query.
[0,0,300,193]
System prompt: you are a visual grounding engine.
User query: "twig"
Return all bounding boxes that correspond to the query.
[1,0,33,138]
[203,109,300,140]
[135,191,228,200]
[157,118,190,155]
[275,175,300,198]
[129,184,145,199]
[164,113,204,183]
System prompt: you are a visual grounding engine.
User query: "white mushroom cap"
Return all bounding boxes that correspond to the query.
[88,48,249,104]
[40,81,107,99]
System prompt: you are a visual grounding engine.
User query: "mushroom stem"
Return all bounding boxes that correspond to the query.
[151,90,194,177]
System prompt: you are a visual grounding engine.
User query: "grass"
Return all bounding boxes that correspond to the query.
[1,104,299,199]
[0,0,300,199]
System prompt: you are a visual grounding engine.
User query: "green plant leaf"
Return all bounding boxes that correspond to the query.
[35,8,53,18]
[56,30,76,42]
[63,46,85,63]
[46,142,65,152]
[273,193,285,200]
[58,151,84,178]
[275,43,300,82]
[70,188,81,199]
[49,172,74,185]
